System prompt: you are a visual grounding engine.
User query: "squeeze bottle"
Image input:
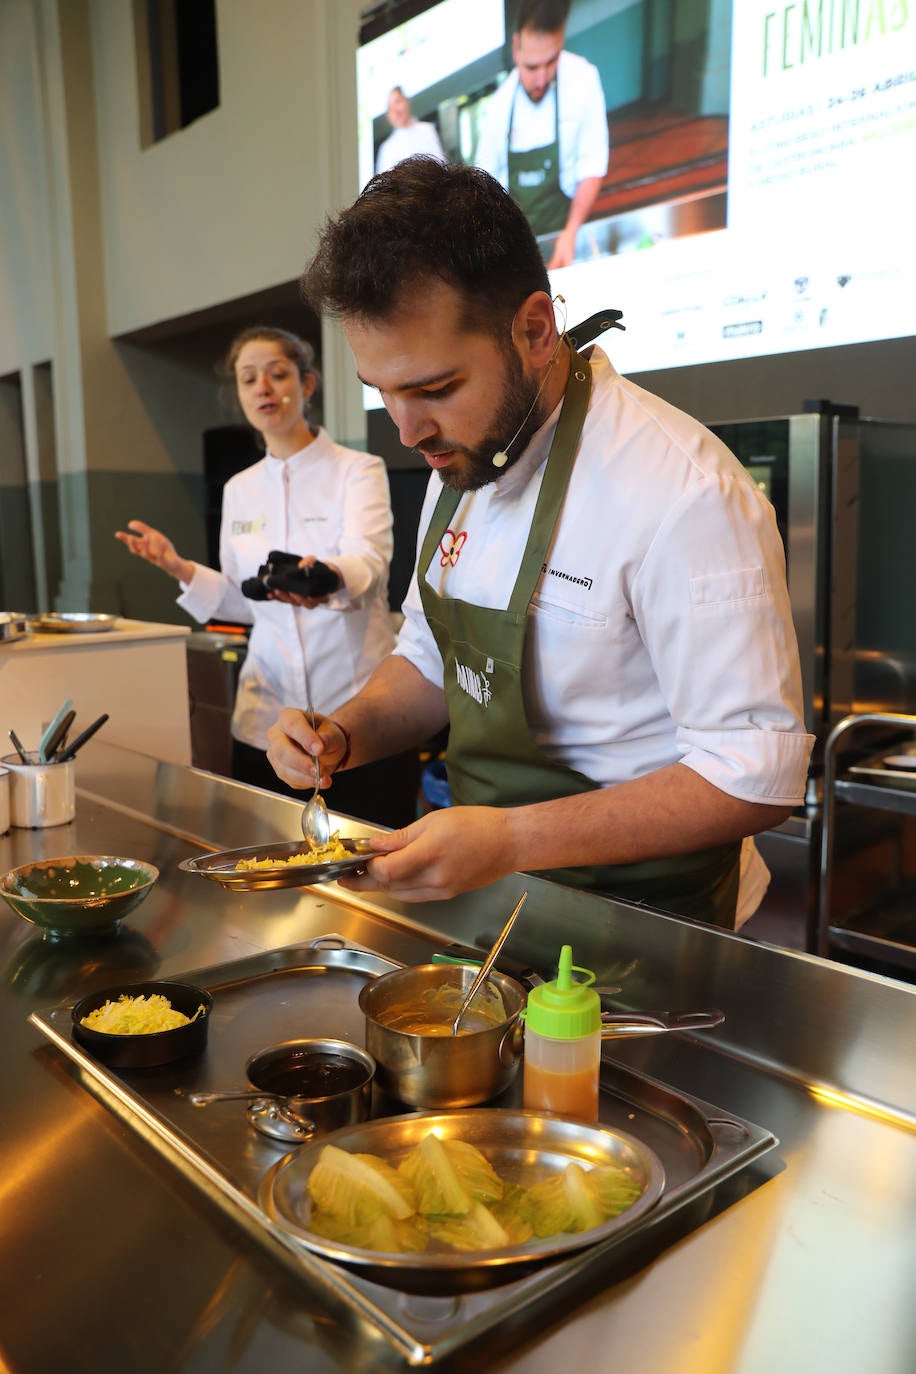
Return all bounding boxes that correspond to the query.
[521,944,602,1122]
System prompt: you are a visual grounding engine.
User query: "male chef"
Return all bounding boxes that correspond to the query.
[474,0,609,269]
[266,156,813,928]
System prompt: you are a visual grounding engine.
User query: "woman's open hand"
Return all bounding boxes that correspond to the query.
[115,520,194,583]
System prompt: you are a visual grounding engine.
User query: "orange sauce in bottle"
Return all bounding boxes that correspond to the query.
[523,1061,600,1122]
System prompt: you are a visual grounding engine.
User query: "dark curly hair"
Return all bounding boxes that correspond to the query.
[516,0,571,34]
[301,157,550,343]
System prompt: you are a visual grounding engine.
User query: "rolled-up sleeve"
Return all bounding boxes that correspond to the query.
[560,58,609,195]
[634,472,814,805]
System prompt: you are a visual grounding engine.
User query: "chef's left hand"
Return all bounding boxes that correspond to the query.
[337,806,512,902]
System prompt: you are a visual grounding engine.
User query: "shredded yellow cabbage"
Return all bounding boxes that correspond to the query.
[235,835,350,870]
[81,993,204,1035]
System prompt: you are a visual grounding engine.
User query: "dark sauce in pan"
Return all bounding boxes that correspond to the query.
[251,1052,369,1099]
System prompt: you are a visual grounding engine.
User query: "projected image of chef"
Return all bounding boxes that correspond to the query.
[376,86,447,175]
[474,0,608,270]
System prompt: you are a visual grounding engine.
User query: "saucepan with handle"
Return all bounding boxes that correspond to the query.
[359,958,724,1109]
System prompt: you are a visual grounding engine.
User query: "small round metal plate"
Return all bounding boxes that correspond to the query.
[178,838,374,891]
[27,612,119,634]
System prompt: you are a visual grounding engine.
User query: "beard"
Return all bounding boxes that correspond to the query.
[417,344,544,494]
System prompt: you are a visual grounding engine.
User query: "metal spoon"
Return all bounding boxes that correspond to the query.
[451,890,528,1035]
[299,662,331,849]
[301,755,331,848]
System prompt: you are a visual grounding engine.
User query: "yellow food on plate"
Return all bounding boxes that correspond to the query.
[235,836,351,870]
[81,993,205,1035]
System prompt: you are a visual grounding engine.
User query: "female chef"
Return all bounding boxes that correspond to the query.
[116,325,419,829]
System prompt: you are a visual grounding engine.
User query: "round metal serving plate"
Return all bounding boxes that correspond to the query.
[27,612,119,634]
[178,837,375,891]
[258,1108,665,1294]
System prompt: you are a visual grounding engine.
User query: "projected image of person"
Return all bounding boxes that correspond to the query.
[474,0,608,269]
[376,86,447,174]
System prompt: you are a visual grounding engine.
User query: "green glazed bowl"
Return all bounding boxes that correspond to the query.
[0,855,159,941]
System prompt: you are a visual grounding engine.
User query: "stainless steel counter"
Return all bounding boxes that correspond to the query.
[2,741,914,1373]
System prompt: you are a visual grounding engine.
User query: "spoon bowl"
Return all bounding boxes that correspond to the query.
[301,766,331,848]
[299,670,331,847]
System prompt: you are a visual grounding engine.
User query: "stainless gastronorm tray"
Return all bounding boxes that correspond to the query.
[29,936,778,1367]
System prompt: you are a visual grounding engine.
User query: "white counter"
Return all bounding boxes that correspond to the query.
[0,618,192,765]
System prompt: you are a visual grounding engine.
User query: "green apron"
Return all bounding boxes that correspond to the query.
[507,80,571,238]
[417,337,739,927]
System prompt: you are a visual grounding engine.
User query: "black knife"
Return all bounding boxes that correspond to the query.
[56,713,110,762]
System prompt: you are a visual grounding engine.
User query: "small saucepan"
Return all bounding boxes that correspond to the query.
[358,963,527,1108]
[180,1037,375,1144]
[360,962,725,1109]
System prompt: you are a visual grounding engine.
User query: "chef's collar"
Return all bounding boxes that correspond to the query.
[264,426,329,473]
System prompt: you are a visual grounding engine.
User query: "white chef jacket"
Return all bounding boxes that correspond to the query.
[474,50,609,201]
[178,430,396,751]
[376,121,447,175]
[395,347,814,924]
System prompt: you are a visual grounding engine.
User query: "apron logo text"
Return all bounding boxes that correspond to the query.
[231,518,268,535]
[542,562,593,591]
[455,659,492,707]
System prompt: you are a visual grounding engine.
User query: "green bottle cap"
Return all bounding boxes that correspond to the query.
[521,945,602,1040]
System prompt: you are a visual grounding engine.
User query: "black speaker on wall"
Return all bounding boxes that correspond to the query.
[202,426,260,567]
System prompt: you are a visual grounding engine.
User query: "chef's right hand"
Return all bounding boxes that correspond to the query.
[115,520,193,583]
[266,708,347,789]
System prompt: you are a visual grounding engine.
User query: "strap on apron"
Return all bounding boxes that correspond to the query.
[417,332,739,927]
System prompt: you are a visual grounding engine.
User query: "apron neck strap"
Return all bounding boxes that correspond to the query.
[507,337,591,615]
[417,336,593,603]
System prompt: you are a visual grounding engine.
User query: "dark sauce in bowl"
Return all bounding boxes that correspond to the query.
[252,1051,370,1100]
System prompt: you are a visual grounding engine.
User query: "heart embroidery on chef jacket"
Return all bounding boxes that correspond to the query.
[439,528,468,567]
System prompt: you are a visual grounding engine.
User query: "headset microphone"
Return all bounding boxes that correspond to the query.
[492,330,566,468]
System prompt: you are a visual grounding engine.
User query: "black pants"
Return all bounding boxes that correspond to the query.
[231,739,421,831]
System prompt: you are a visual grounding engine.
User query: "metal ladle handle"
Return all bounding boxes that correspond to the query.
[451,891,528,1035]
[178,1088,283,1106]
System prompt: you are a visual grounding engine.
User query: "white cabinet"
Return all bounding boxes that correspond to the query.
[0,619,192,766]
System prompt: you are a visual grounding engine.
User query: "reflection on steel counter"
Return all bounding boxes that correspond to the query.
[185,628,248,776]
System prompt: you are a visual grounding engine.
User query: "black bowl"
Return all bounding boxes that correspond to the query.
[72,979,213,1069]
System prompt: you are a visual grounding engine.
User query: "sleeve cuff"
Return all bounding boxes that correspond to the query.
[678,727,815,805]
